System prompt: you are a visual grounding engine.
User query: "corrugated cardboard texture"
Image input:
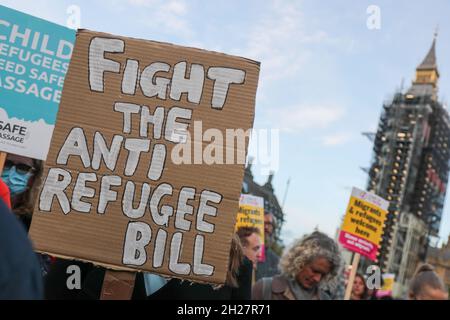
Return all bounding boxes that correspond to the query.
[29,29,260,285]
[100,270,136,300]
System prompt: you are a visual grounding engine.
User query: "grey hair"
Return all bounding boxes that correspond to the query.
[279,231,343,284]
[409,264,447,298]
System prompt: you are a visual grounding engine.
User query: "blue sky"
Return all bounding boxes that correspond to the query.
[2,0,450,247]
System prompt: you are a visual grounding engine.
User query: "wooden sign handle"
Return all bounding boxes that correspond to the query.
[344,253,360,300]
[100,270,136,300]
[0,152,7,174]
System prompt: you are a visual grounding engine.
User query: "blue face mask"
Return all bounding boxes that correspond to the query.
[1,166,32,196]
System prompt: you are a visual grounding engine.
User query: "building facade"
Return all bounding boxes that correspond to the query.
[365,37,450,297]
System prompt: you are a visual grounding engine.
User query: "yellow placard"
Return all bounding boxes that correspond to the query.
[235,194,264,240]
[341,193,388,245]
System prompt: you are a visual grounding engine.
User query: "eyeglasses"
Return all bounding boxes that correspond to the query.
[4,160,35,175]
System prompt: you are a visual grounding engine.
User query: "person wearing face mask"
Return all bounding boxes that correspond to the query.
[1,154,42,230]
[1,154,53,278]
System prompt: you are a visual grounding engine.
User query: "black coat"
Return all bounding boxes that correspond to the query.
[149,257,253,300]
[45,257,253,300]
[0,200,43,299]
[44,259,147,300]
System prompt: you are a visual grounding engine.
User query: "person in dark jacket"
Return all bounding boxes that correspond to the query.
[0,199,43,299]
[1,154,55,278]
[256,212,280,280]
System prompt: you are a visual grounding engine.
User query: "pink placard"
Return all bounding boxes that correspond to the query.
[339,230,379,261]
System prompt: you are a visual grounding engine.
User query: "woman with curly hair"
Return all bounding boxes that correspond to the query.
[252,231,343,300]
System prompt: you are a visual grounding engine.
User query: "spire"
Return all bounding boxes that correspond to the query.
[264,171,274,191]
[417,31,438,72]
[413,32,439,90]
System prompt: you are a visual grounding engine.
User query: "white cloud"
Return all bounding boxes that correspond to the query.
[164,0,187,15]
[127,0,157,7]
[125,0,192,37]
[233,0,333,87]
[239,2,305,82]
[268,104,345,133]
[322,132,353,146]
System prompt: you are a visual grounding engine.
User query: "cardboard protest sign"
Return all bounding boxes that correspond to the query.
[235,194,265,261]
[339,187,388,261]
[0,5,75,160]
[29,29,260,285]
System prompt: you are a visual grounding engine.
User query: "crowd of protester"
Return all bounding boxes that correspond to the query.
[0,154,448,300]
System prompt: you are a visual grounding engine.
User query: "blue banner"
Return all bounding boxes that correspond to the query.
[0,5,75,159]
